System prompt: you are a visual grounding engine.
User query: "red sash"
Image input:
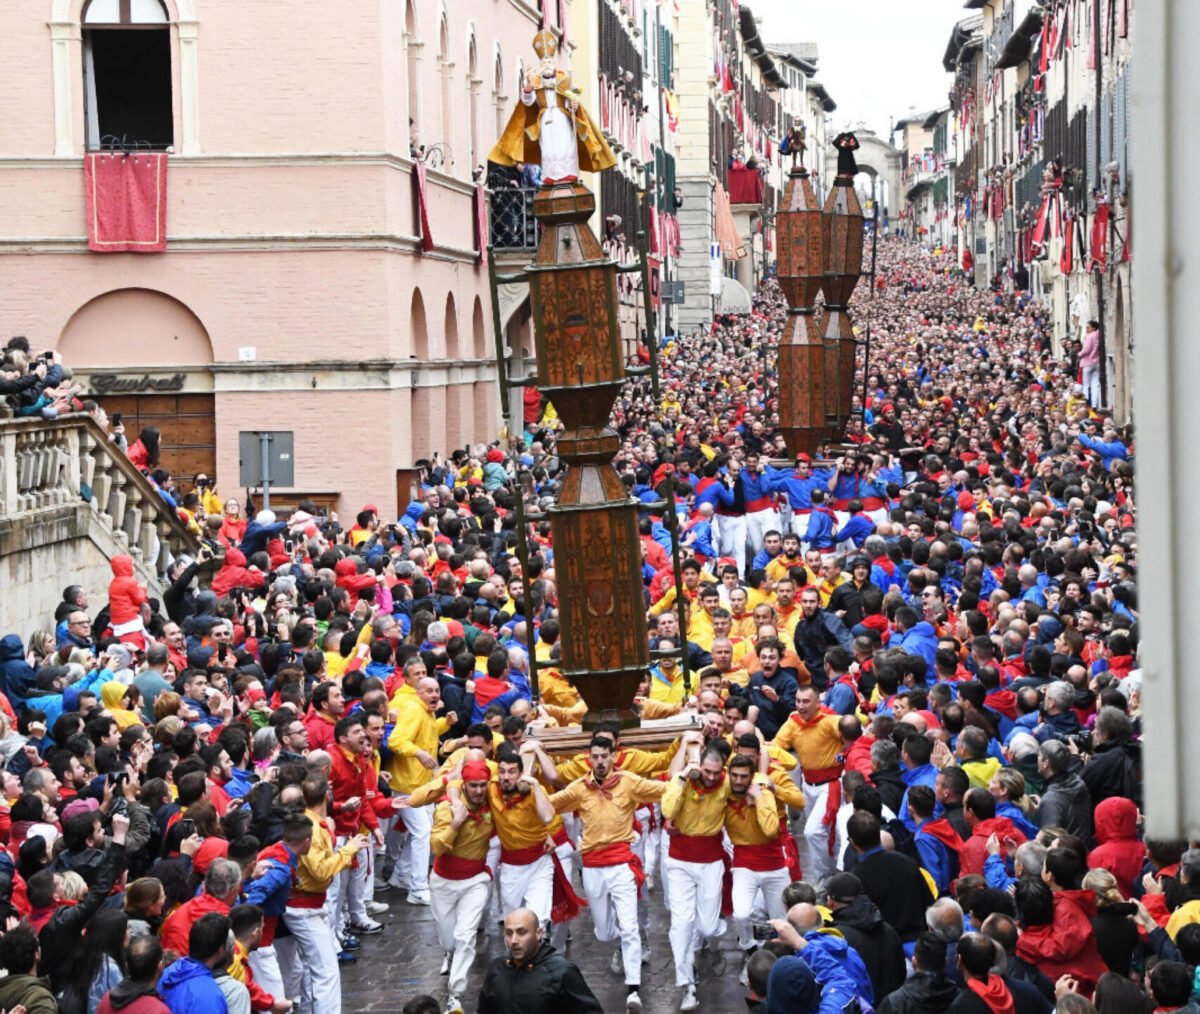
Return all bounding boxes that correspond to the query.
[783,833,803,880]
[432,855,490,880]
[732,842,787,872]
[499,844,547,866]
[582,842,645,893]
[801,765,843,785]
[288,890,327,909]
[550,851,587,924]
[668,832,726,863]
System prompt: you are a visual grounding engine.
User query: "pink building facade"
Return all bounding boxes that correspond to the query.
[0,0,550,517]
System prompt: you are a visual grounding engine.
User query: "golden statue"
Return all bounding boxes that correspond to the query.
[488,29,616,182]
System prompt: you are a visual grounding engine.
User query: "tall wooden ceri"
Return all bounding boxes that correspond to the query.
[819,132,865,441]
[775,136,828,457]
[526,182,649,729]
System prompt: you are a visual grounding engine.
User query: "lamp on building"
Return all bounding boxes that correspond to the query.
[819,131,864,440]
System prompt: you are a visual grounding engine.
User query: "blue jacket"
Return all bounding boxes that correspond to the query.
[239,519,288,558]
[767,955,852,1014]
[23,665,112,735]
[983,850,1017,892]
[895,621,939,679]
[751,546,782,571]
[243,844,298,918]
[746,670,800,740]
[800,930,875,1005]
[837,513,875,547]
[685,519,717,559]
[160,957,228,1014]
[693,478,734,514]
[803,508,838,551]
[764,466,835,511]
[0,635,37,706]
[914,820,961,896]
[1077,433,1130,468]
[739,468,774,510]
[898,763,940,830]
[996,800,1039,840]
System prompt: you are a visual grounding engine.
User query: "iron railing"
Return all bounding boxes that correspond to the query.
[488,187,540,252]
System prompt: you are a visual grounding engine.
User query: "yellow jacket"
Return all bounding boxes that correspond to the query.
[295,809,359,894]
[387,698,450,793]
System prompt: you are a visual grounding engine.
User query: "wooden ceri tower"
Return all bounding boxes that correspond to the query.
[820,132,865,440]
[527,182,648,729]
[775,138,826,455]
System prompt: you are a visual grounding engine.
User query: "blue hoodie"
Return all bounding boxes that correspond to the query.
[0,635,37,706]
[239,519,288,558]
[800,930,875,1005]
[160,956,227,1014]
[895,621,938,678]
[767,955,844,1014]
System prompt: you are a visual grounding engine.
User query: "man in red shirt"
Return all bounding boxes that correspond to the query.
[303,682,345,753]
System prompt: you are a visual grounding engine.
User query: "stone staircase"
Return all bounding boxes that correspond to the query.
[0,414,199,637]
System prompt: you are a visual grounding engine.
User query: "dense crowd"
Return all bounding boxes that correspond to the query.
[0,235,1158,1014]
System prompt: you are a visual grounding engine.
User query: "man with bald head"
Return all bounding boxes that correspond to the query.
[478,907,601,1013]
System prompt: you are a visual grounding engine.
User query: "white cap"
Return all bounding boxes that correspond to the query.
[256,510,276,525]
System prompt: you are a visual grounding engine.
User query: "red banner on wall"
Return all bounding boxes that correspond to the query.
[414,161,435,253]
[84,152,168,253]
[475,185,489,266]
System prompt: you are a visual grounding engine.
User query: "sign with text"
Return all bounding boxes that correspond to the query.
[89,372,186,396]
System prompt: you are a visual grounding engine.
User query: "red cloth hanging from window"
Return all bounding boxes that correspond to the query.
[414,161,435,253]
[83,152,168,253]
[475,185,489,266]
[727,166,762,205]
[1090,203,1110,270]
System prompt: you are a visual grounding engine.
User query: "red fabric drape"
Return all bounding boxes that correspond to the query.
[414,162,435,253]
[475,185,489,266]
[727,166,763,205]
[84,152,168,253]
[1090,204,1110,270]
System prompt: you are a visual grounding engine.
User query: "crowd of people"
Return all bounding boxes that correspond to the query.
[0,235,1159,1014]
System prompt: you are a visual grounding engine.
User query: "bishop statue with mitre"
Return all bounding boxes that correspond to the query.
[488,29,616,183]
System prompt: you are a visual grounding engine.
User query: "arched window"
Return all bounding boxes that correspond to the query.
[82,0,173,150]
[472,296,486,360]
[410,288,429,360]
[467,36,480,172]
[404,0,422,157]
[444,293,459,360]
[437,16,454,167]
[493,50,506,143]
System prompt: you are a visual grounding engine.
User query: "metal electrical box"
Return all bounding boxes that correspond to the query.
[238,431,294,488]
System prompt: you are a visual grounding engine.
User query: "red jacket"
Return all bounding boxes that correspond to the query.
[335,558,376,610]
[1015,889,1108,992]
[1087,797,1145,897]
[211,548,265,598]
[108,555,147,626]
[161,892,231,957]
[329,745,380,835]
[959,816,1026,878]
[303,707,338,753]
[842,735,875,779]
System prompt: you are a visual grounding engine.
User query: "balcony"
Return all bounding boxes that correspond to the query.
[489,186,540,253]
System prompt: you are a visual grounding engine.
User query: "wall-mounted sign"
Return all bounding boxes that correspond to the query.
[90,372,186,396]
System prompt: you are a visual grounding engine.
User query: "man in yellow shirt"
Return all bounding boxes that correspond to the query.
[816,555,848,606]
[660,734,732,1011]
[772,577,803,644]
[723,753,792,979]
[275,775,368,1014]
[728,587,757,641]
[772,684,844,883]
[387,676,452,906]
[428,759,495,1014]
[765,533,812,584]
[548,735,667,1013]
[710,634,751,688]
[648,640,688,706]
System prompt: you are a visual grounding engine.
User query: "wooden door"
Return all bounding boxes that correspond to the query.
[100,393,216,487]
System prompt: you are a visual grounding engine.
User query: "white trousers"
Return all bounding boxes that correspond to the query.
[799,779,834,883]
[430,870,491,997]
[1082,364,1102,406]
[325,836,370,933]
[248,944,285,1001]
[581,862,642,986]
[393,802,433,894]
[746,508,781,558]
[278,906,341,1014]
[718,515,749,576]
[731,865,791,950]
[499,853,554,924]
[664,856,724,988]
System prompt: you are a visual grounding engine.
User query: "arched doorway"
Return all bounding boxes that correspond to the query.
[472,296,486,359]
[444,292,459,360]
[58,287,215,483]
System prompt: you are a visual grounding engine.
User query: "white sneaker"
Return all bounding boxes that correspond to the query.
[444,996,464,1014]
[646,874,656,893]
[365,901,389,915]
[739,958,750,986]
[439,952,450,975]
[610,950,623,975]
[680,984,699,1012]
[406,891,431,906]
[626,991,643,1013]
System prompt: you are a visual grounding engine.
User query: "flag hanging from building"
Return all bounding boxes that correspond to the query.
[83,152,168,253]
[413,161,435,253]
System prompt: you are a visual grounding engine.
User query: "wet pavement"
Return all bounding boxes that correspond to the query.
[341,877,752,1013]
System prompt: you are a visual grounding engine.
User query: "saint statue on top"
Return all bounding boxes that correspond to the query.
[488,29,616,184]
